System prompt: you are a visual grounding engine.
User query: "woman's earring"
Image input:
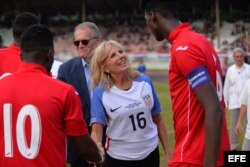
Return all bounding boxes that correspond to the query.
[107,73,111,88]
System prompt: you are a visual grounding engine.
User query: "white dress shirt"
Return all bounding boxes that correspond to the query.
[51,59,62,78]
[224,63,250,109]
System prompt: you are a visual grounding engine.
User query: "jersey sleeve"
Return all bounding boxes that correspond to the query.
[150,81,162,116]
[64,87,88,136]
[90,87,107,126]
[174,44,211,91]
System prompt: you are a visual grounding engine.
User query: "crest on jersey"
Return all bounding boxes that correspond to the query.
[176,45,188,51]
[142,94,152,106]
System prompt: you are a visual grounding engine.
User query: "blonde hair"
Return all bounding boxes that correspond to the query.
[91,40,139,91]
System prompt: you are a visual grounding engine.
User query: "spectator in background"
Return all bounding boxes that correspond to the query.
[224,47,250,150]
[236,78,250,150]
[57,22,102,167]
[140,0,230,166]
[0,12,39,77]
[137,57,147,74]
[0,25,103,167]
[90,40,171,167]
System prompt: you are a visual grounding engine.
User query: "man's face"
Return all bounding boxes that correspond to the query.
[74,28,98,60]
[233,51,244,67]
[144,11,165,41]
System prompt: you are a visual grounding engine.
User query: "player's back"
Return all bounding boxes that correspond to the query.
[0,63,79,167]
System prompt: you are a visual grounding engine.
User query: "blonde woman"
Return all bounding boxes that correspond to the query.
[90,40,171,167]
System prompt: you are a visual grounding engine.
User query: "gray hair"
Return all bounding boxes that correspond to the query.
[75,22,102,38]
[233,47,245,56]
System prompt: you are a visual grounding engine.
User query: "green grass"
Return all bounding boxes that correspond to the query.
[153,81,174,167]
[153,81,244,167]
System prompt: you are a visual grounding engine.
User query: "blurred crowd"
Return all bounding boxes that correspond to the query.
[51,20,250,58]
[1,20,250,59]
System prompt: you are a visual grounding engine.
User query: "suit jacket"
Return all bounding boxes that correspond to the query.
[58,57,90,125]
[57,57,91,167]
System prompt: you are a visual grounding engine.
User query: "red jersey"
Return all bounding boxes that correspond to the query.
[0,43,22,76]
[0,63,88,167]
[168,23,230,165]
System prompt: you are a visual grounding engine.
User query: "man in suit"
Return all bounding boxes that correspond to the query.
[57,22,102,167]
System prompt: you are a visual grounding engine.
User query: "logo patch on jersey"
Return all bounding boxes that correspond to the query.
[0,72,11,80]
[142,94,152,106]
[110,106,121,112]
[176,46,188,51]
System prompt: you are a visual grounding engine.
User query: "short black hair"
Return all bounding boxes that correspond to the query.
[139,0,179,19]
[20,25,54,54]
[13,12,39,43]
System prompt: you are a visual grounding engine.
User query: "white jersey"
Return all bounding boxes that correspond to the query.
[91,74,161,160]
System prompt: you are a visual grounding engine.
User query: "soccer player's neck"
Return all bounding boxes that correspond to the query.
[162,19,181,40]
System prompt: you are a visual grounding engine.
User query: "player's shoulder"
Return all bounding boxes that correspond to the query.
[174,30,208,50]
[0,47,10,55]
[45,76,77,93]
[0,73,13,84]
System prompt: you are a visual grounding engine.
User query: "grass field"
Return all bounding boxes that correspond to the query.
[153,81,245,167]
[153,81,173,167]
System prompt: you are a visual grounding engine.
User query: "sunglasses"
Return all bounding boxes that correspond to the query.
[73,36,96,47]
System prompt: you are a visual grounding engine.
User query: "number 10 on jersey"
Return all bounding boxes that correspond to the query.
[3,104,42,159]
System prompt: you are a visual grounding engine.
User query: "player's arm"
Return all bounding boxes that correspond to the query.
[235,104,247,135]
[91,123,105,154]
[152,113,172,165]
[196,82,223,167]
[64,88,104,164]
[69,134,104,164]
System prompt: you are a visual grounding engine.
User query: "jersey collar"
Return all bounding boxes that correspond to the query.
[17,62,50,76]
[168,23,191,44]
